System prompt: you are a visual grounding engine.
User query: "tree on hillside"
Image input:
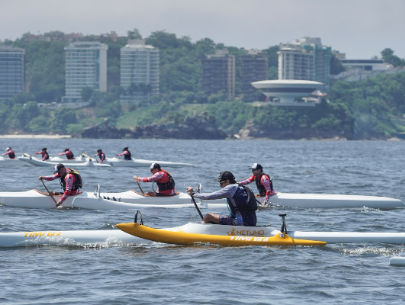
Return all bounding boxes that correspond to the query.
[127,28,142,40]
[81,87,94,102]
[330,54,345,75]
[381,48,404,67]
[146,30,179,49]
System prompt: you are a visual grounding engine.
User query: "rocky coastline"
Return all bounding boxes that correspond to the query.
[78,115,228,139]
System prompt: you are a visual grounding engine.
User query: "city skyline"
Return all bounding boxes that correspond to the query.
[1,0,404,60]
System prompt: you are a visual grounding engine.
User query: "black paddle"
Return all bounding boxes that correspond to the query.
[41,179,59,206]
[190,194,204,220]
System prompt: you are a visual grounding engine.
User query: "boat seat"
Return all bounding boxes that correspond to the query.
[34,189,83,197]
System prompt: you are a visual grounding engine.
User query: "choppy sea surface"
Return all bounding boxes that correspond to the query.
[1,139,405,304]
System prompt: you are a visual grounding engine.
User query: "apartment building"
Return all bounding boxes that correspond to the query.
[201,49,235,99]
[0,46,25,101]
[120,39,159,103]
[278,37,331,91]
[241,50,268,101]
[62,41,108,103]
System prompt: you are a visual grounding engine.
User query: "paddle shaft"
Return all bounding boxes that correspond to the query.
[136,179,145,195]
[41,179,58,205]
[191,195,204,220]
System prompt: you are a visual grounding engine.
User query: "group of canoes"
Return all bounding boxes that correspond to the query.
[2,146,405,253]
[3,146,132,163]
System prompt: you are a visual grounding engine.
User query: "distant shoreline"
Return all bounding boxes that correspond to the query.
[0,134,72,139]
[0,134,402,141]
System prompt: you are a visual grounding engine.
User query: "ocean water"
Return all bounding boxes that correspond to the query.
[1,139,405,304]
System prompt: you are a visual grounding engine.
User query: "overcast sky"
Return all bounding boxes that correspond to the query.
[1,0,404,59]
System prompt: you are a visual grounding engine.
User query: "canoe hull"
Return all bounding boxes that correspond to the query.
[105,157,192,167]
[17,157,111,167]
[0,189,402,210]
[116,223,327,246]
[0,189,225,210]
[99,190,226,207]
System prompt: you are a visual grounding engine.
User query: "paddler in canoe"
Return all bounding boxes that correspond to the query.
[58,148,75,160]
[133,163,176,197]
[95,148,106,163]
[34,147,50,161]
[3,147,15,159]
[38,163,83,207]
[238,163,276,206]
[117,147,132,160]
[187,171,257,226]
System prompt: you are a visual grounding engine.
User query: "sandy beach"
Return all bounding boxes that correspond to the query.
[0,134,71,139]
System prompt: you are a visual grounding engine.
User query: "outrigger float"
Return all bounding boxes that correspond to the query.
[3,213,405,247]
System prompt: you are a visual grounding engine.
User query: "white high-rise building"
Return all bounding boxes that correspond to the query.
[120,40,159,103]
[62,41,108,103]
[278,37,331,91]
[0,46,25,101]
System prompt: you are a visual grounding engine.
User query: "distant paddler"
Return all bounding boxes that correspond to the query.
[133,163,176,197]
[187,171,257,226]
[3,147,15,159]
[117,147,132,160]
[34,147,49,161]
[95,149,106,163]
[38,163,83,207]
[238,163,276,206]
[58,148,75,160]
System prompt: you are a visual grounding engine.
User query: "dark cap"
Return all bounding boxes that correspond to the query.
[123,147,128,151]
[97,149,102,152]
[54,163,65,173]
[251,163,263,171]
[218,171,235,182]
[150,162,161,170]
[64,148,70,152]
[42,147,47,151]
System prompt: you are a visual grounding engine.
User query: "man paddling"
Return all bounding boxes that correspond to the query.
[58,148,75,160]
[133,163,176,196]
[34,147,49,161]
[187,171,257,226]
[238,163,276,206]
[38,163,83,207]
[117,147,132,160]
[95,149,106,163]
[3,147,15,159]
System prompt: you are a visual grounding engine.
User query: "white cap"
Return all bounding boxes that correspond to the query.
[6,147,11,151]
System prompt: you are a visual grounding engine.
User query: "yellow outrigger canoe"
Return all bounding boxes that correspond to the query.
[116,223,327,246]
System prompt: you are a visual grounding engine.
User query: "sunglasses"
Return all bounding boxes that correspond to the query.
[219,180,226,185]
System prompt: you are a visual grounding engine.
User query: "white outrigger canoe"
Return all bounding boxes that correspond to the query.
[0,186,402,210]
[0,156,26,167]
[3,218,405,247]
[104,157,193,167]
[17,154,192,168]
[0,186,226,210]
[17,155,111,167]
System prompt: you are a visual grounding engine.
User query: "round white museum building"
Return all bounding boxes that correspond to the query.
[251,80,326,106]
